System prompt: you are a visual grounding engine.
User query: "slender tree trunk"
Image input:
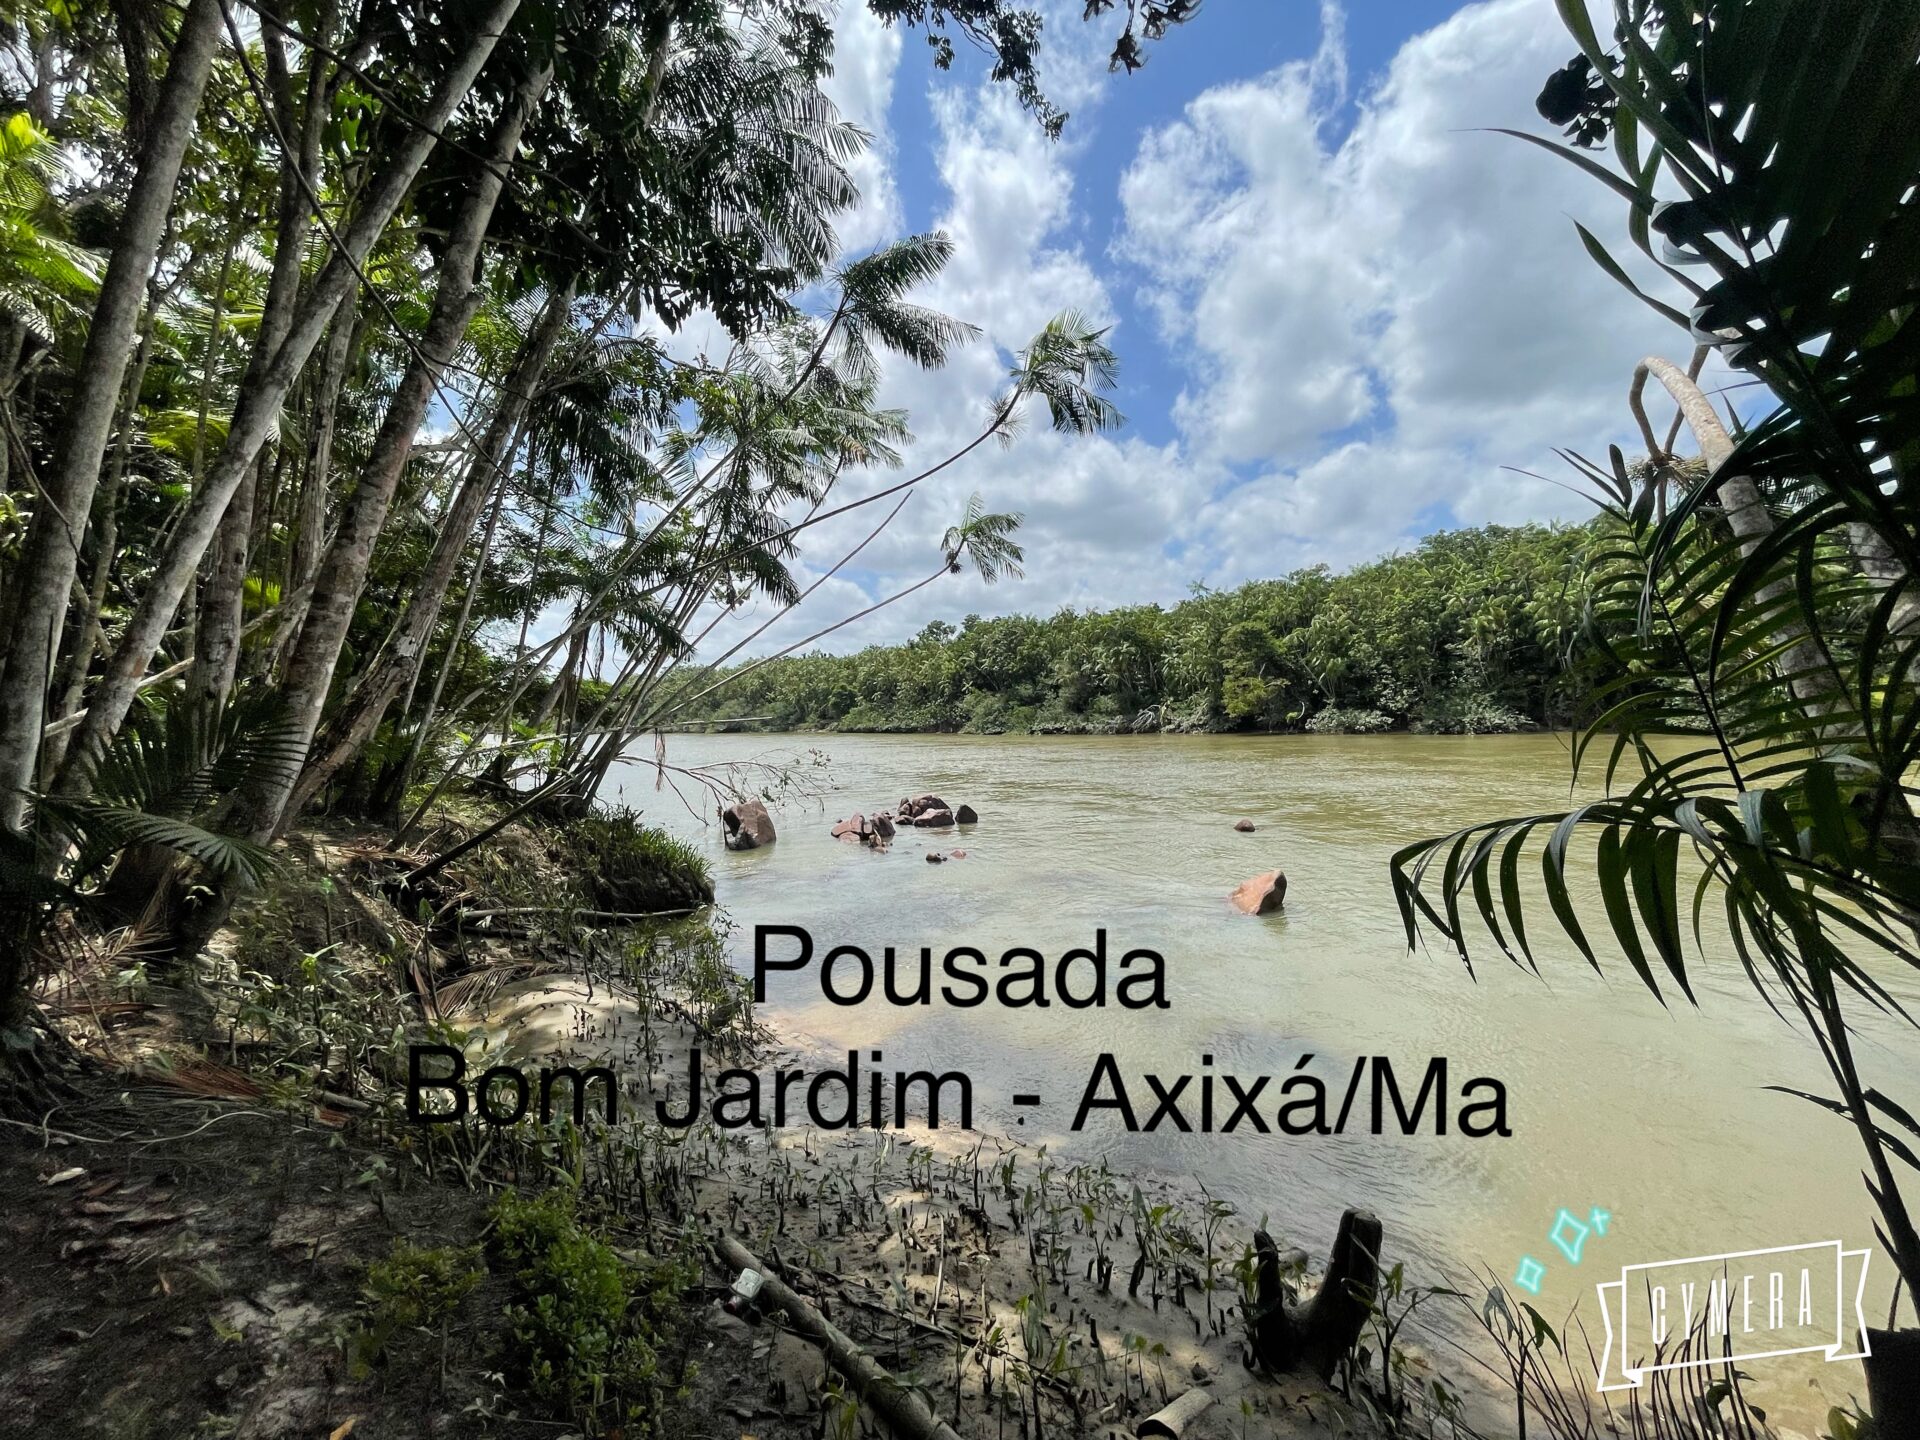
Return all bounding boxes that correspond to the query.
[219,61,552,845]
[193,18,328,715]
[274,299,360,660]
[0,0,223,832]
[43,299,159,774]
[1636,357,1842,726]
[49,0,525,799]
[390,465,512,815]
[285,286,571,823]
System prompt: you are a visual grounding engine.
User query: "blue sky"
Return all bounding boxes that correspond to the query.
[674,0,1720,660]
[883,2,1461,454]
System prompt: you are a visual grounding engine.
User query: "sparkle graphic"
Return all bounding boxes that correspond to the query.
[1514,1256,1546,1295]
[1588,1207,1611,1236]
[1550,1208,1592,1263]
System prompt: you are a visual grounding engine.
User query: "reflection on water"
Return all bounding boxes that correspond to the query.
[607,731,1915,1426]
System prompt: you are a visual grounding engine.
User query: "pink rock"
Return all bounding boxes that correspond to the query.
[722,799,776,850]
[1230,870,1287,915]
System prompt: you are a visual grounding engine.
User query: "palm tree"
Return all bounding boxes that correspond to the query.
[0,110,99,346]
[944,492,1025,582]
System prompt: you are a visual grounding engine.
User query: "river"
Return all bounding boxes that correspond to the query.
[607,730,1912,1427]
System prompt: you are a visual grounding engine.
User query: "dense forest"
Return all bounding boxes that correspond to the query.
[663,522,1600,735]
[0,0,1181,985]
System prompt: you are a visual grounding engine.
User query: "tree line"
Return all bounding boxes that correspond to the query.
[661,522,1603,735]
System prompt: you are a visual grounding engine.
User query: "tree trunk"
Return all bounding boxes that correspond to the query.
[391,458,513,818]
[285,285,571,824]
[1249,1208,1381,1381]
[43,298,158,772]
[192,15,326,717]
[273,298,361,661]
[1636,356,1841,726]
[220,60,553,846]
[48,0,526,799]
[0,0,223,832]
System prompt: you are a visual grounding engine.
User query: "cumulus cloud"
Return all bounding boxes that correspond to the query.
[1123,0,1721,571]
[688,0,1721,660]
[821,0,905,254]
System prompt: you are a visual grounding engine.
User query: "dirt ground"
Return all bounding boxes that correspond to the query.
[0,1086,1371,1440]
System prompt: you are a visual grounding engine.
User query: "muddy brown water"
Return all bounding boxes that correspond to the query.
[605,731,1915,1429]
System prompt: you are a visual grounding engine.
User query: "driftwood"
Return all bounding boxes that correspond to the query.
[716,1232,964,1440]
[1249,1207,1382,1380]
[1138,1387,1213,1437]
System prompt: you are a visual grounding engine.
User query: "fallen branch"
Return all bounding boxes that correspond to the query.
[450,906,702,925]
[41,655,194,739]
[716,1232,964,1440]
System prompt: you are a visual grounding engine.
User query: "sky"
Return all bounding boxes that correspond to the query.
[660,0,1723,662]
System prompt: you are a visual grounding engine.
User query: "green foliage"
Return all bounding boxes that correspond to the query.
[350,1241,484,1377]
[664,523,1595,734]
[562,806,714,914]
[1305,707,1394,735]
[488,1188,691,1437]
[34,685,303,889]
[0,108,99,340]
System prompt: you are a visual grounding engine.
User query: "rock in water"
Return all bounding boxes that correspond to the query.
[1233,819,1256,833]
[872,813,895,838]
[830,813,868,841]
[722,799,776,851]
[925,851,947,863]
[954,804,978,825]
[913,808,955,828]
[1230,870,1287,915]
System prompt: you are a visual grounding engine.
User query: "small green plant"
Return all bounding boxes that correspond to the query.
[1305,706,1394,734]
[488,1187,691,1436]
[348,1241,484,1377]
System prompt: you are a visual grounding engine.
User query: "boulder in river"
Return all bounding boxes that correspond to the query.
[1230,870,1287,915]
[954,804,978,825]
[722,799,776,851]
[830,813,869,841]
[1234,819,1256,833]
[872,813,895,838]
[913,807,955,828]
[925,851,947,863]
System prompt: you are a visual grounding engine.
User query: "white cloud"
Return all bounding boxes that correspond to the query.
[686,0,1726,659]
[1122,0,1724,570]
[821,0,905,254]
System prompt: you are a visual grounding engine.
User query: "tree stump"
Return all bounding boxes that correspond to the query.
[1249,1207,1382,1380]
[1864,1326,1920,1438]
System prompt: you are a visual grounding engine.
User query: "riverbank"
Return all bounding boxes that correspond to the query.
[1,800,1468,1439]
